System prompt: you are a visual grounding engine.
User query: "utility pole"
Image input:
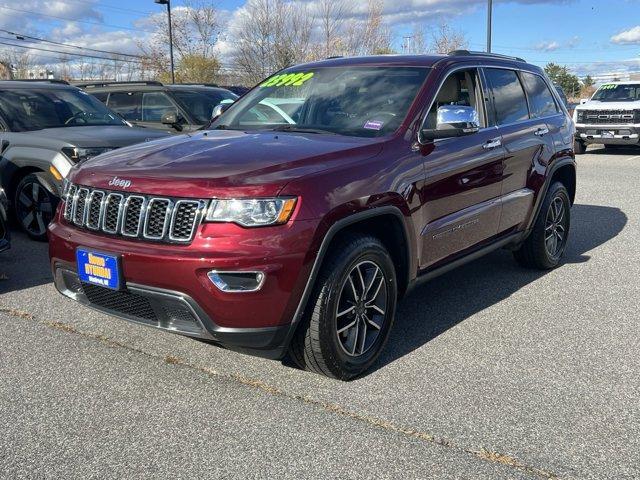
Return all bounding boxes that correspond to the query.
[155,0,175,83]
[487,0,493,53]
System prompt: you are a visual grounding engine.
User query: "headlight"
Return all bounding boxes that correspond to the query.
[205,197,297,227]
[574,109,583,123]
[61,147,114,163]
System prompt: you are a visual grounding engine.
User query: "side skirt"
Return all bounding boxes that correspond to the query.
[407,231,524,292]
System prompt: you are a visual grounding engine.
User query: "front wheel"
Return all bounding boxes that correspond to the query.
[289,235,397,380]
[14,174,58,241]
[513,182,571,270]
[574,140,586,155]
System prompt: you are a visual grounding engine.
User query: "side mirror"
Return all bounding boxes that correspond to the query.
[211,102,233,121]
[161,110,179,126]
[580,98,589,105]
[421,105,480,141]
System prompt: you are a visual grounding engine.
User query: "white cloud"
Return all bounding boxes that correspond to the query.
[534,40,561,52]
[611,26,640,45]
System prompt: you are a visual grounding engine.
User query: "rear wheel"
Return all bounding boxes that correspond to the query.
[513,182,570,270]
[14,174,57,241]
[574,140,586,155]
[289,234,397,380]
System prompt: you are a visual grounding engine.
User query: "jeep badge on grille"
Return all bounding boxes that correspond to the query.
[108,176,132,189]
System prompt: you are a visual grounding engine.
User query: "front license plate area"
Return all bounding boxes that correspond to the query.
[602,130,615,138]
[76,249,121,290]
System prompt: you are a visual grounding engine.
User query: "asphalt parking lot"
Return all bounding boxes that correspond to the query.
[1,146,639,479]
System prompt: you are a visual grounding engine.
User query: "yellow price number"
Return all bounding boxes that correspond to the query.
[260,72,314,88]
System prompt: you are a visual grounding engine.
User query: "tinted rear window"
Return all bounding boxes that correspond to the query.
[521,72,558,118]
[484,68,529,125]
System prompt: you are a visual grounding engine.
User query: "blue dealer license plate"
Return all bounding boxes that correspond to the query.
[76,249,121,290]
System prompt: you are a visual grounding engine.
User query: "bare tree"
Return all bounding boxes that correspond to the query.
[403,27,427,54]
[138,0,222,82]
[232,0,315,85]
[317,0,347,58]
[429,23,468,54]
[4,50,33,79]
[343,0,392,56]
[0,60,12,80]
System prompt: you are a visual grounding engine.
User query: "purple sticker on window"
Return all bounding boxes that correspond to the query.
[363,120,384,130]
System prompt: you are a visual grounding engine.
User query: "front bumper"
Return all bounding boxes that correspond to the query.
[575,124,640,145]
[48,213,318,358]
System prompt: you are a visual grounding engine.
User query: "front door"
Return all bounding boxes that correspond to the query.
[418,67,505,269]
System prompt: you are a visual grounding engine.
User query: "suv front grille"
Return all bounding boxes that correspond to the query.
[63,184,207,244]
[580,109,636,125]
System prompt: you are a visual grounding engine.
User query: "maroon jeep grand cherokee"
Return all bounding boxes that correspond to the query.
[49,51,576,379]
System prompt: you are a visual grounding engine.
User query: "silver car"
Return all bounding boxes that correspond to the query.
[0,80,170,240]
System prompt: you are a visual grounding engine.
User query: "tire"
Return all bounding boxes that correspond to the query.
[574,140,586,155]
[14,174,58,241]
[513,182,571,270]
[289,234,397,380]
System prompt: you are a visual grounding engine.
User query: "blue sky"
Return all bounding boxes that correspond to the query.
[0,0,639,80]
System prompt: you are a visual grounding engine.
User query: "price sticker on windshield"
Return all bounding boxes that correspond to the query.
[260,72,314,88]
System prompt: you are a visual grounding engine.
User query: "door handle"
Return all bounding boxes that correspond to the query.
[534,127,550,137]
[482,138,502,150]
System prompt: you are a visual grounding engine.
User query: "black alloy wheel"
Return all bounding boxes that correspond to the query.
[14,174,57,241]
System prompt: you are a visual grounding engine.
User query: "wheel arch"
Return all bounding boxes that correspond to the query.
[525,157,576,233]
[322,209,413,299]
[286,205,415,340]
[550,162,576,205]
[6,164,45,204]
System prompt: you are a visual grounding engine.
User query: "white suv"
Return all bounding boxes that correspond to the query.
[573,81,640,153]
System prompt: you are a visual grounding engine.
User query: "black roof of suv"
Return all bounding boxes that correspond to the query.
[76,81,238,133]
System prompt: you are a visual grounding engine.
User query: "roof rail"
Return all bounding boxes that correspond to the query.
[74,80,164,89]
[447,50,526,63]
[169,82,220,88]
[1,79,69,85]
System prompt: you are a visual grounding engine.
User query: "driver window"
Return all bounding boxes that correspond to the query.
[142,92,177,123]
[424,69,486,130]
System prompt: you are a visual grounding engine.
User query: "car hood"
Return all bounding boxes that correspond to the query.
[575,100,640,110]
[71,130,384,198]
[31,125,170,148]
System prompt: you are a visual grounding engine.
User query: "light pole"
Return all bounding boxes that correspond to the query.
[487,0,493,53]
[155,0,175,83]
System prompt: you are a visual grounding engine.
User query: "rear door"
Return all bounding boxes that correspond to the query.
[419,67,505,268]
[483,67,554,233]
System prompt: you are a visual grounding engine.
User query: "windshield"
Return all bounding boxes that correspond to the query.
[592,83,640,102]
[172,89,238,123]
[0,87,126,132]
[212,66,429,137]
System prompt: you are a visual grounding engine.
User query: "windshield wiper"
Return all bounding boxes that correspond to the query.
[270,125,337,135]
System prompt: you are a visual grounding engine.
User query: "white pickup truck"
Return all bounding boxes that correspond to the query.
[573,81,640,153]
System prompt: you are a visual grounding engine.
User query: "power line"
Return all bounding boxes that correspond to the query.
[0,5,154,34]
[59,0,154,16]
[0,29,143,59]
[0,39,144,64]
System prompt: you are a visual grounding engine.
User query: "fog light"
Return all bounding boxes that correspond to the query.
[208,271,265,292]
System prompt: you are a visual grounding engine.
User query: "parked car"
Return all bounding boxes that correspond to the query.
[573,81,640,153]
[0,187,9,252]
[77,81,238,133]
[221,85,251,97]
[0,80,170,240]
[49,51,576,379]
